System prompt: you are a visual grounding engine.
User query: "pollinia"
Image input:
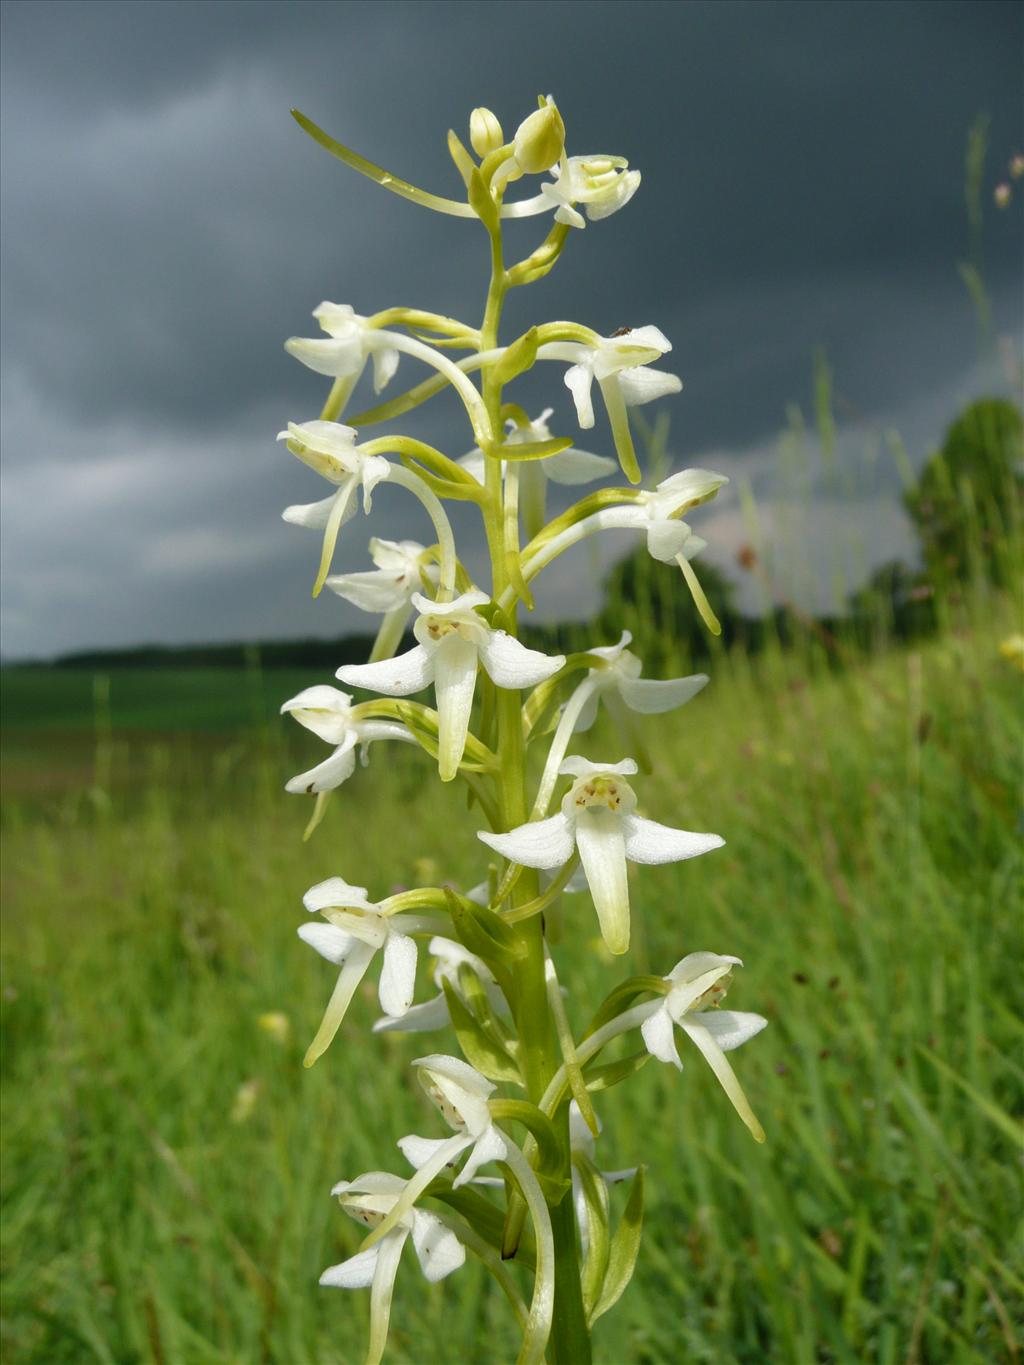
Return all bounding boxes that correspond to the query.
[278,95,768,1365]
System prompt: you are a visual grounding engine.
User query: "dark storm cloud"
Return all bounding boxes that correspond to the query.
[1,0,1021,656]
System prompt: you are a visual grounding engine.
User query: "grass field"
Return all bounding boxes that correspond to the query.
[1,598,1022,1364]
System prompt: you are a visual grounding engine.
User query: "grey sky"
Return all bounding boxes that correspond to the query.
[1,0,1021,658]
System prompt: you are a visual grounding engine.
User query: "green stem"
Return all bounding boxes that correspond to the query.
[480,212,592,1365]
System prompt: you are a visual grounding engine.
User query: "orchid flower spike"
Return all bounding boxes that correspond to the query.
[285,302,400,395]
[539,154,641,229]
[281,686,414,795]
[398,1055,509,1189]
[568,1101,636,1257]
[641,952,767,1142]
[372,936,508,1034]
[278,420,391,596]
[325,537,438,663]
[537,326,681,482]
[479,756,723,955]
[337,590,565,782]
[459,408,616,540]
[320,1170,465,1365]
[297,878,443,1067]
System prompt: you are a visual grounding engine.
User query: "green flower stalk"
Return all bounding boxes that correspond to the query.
[278,95,768,1365]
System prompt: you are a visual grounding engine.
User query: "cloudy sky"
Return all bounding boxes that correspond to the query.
[1,0,1021,659]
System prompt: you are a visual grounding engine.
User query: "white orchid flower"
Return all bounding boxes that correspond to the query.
[397,1055,510,1190]
[337,590,565,782]
[518,467,728,634]
[532,632,709,817]
[622,468,728,564]
[459,408,616,540]
[285,301,492,443]
[640,952,767,1141]
[372,936,508,1034]
[568,1101,636,1257]
[538,154,641,229]
[387,1055,555,1360]
[536,326,681,482]
[280,685,414,795]
[479,756,723,956]
[278,420,392,595]
[286,302,401,395]
[325,537,438,662]
[297,878,442,1066]
[320,1170,465,1365]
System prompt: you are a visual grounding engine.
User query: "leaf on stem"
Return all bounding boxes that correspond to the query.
[589,1167,645,1324]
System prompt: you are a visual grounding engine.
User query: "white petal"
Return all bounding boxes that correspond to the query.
[646,519,693,563]
[559,755,638,779]
[478,814,576,870]
[574,807,631,955]
[667,952,742,984]
[297,921,355,966]
[542,447,618,485]
[617,365,682,408]
[457,449,487,484]
[312,301,358,336]
[410,588,490,618]
[280,686,355,743]
[359,455,393,512]
[303,878,375,914]
[337,645,434,696]
[410,1210,466,1282]
[398,1133,462,1170]
[324,569,410,614]
[564,363,596,428]
[367,1229,408,1365]
[369,537,425,571]
[284,335,364,378]
[699,1010,768,1052]
[680,1019,765,1142]
[284,741,358,794]
[303,941,377,1065]
[573,690,601,733]
[555,202,586,229]
[373,994,450,1034]
[616,324,671,355]
[371,345,400,394]
[455,1125,509,1188]
[586,169,641,220]
[432,636,479,782]
[622,815,724,865]
[319,1245,381,1289]
[616,673,708,714]
[640,1004,682,1069]
[478,631,565,689]
[282,494,342,530]
[654,467,728,508]
[378,933,418,1017]
[412,1053,495,1098]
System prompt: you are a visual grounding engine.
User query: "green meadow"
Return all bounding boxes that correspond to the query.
[2,584,1021,1363]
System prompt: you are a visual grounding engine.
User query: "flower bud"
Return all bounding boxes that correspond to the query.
[513,96,565,175]
[469,106,503,158]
